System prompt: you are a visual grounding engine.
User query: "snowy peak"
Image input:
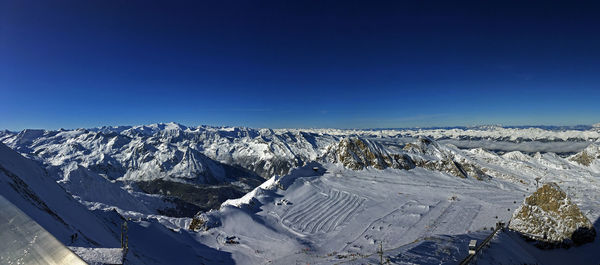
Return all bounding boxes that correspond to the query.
[120,144,229,184]
[118,122,187,137]
[169,147,226,184]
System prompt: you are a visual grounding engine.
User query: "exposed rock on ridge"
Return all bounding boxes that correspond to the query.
[569,144,600,166]
[323,137,414,170]
[324,137,489,180]
[509,182,596,247]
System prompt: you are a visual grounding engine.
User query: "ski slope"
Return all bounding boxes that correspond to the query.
[191,140,600,264]
[192,164,530,264]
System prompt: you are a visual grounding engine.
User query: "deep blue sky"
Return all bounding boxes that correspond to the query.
[1,1,599,130]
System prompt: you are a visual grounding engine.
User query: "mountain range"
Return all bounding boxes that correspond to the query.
[1,123,600,264]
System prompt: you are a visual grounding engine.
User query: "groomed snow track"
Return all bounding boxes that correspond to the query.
[282,189,365,235]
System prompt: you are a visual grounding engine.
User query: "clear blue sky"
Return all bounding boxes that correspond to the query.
[1,1,599,130]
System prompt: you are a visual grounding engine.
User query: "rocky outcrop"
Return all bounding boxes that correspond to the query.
[509,182,596,247]
[403,137,489,180]
[569,144,600,166]
[189,211,221,231]
[412,158,467,178]
[323,137,414,170]
[324,137,489,180]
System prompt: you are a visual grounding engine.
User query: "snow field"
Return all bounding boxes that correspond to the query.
[281,188,365,235]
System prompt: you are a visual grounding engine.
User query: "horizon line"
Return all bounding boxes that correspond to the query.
[2,122,599,133]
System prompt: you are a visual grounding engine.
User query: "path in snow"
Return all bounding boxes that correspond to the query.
[282,188,364,235]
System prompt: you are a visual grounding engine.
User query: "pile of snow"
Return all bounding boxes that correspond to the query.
[509,182,596,247]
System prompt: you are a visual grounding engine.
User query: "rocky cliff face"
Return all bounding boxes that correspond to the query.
[403,137,489,180]
[324,137,489,180]
[323,137,414,170]
[509,182,596,247]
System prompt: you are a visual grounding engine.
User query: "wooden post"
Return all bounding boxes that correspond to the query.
[121,220,128,249]
[378,242,383,265]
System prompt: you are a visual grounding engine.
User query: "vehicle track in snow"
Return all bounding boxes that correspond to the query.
[296,189,342,232]
[316,194,364,233]
[282,188,364,235]
[340,201,416,252]
[302,190,346,233]
[281,192,329,225]
[420,201,455,238]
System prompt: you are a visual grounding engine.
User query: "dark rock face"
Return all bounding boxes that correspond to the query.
[509,182,596,247]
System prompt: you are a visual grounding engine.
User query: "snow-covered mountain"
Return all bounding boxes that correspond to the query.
[0,123,341,216]
[0,142,241,264]
[2,123,600,217]
[0,123,339,182]
[397,126,600,142]
[2,123,600,264]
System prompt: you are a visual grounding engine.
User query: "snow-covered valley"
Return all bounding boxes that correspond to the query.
[1,123,600,264]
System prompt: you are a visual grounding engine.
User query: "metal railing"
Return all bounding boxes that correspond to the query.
[459,222,505,265]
